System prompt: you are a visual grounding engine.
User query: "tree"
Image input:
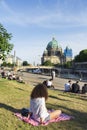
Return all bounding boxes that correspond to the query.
[74,49,87,62]
[23,61,29,66]
[1,61,7,67]
[0,23,14,60]
[63,61,72,68]
[42,60,53,66]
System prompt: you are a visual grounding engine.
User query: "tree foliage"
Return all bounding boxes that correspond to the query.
[1,62,14,67]
[42,60,53,66]
[63,61,72,68]
[22,61,29,66]
[0,23,14,60]
[54,61,72,68]
[74,49,87,62]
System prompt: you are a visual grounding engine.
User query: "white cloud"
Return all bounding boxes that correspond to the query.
[1,0,87,28]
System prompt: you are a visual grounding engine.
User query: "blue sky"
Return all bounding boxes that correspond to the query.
[0,0,87,65]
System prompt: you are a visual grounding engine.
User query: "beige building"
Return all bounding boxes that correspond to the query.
[0,54,22,66]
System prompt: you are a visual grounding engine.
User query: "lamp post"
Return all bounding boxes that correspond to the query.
[38,55,41,66]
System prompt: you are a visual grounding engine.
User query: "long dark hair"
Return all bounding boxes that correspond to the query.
[30,83,48,101]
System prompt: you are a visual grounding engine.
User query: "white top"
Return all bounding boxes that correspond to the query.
[52,71,55,77]
[64,82,71,91]
[47,80,52,86]
[29,97,49,121]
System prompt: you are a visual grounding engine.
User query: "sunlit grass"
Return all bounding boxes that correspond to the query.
[0,78,87,130]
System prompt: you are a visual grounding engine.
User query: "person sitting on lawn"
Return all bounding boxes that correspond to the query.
[29,83,61,124]
[64,80,72,92]
[71,81,80,93]
[43,79,55,88]
[12,74,16,80]
[16,76,25,83]
[82,84,87,94]
[1,70,7,78]
[8,74,13,80]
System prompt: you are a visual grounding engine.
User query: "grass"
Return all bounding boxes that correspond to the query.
[0,78,87,130]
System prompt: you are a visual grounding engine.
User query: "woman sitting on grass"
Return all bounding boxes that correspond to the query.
[29,83,61,124]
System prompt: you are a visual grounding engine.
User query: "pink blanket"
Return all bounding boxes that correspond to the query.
[14,112,73,126]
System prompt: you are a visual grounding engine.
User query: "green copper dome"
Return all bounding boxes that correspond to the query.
[47,38,58,50]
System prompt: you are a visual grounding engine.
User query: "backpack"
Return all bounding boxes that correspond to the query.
[21,108,32,117]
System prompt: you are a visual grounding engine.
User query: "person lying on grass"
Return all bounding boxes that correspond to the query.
[29,83,61,124]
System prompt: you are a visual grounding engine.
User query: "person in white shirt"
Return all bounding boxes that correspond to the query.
[43,79,55,88]
[64,80,72,92]
[29,83,61,124]
[47,79,52,87]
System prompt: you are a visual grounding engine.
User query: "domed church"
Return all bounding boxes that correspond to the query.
[41,38,72,65]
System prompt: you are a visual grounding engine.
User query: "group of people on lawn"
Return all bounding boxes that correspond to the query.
[1,70,24,83]
[2,69,85,124]
[64,80,87,94]
[23,74,87,124]
[28,79,87,124]
[1,69,61,124]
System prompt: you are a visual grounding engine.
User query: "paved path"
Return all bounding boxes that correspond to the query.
[19,72,85,91]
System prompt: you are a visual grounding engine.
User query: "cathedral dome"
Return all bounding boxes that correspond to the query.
[47,38,58,50]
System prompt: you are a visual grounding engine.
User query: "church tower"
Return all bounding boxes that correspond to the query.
[64,46,73,62]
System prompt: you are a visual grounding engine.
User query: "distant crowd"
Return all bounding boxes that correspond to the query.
[0,70,25,84]
[41,70,87,94]
[1,69,87,124]
[0,69,87,94]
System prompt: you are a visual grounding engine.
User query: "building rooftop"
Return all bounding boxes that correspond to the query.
[46,37,59,50]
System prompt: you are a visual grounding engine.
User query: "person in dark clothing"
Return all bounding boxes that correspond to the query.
[1,71,7,78]
[82,84,87,94]
[71,81,80,93]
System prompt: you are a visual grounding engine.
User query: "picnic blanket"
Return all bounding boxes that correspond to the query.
[14,112,73,126]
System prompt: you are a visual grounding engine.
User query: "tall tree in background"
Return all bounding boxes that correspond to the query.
[74,49,87,62]
[23,61,29,66]
[0,23,14,60]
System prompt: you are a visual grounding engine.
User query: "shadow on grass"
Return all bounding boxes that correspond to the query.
[58,92,87,101]
[0,103,21,113]
[15,87,26,91]
[49,95,70,101]
[47,103,87,129]
[47,103,87,121]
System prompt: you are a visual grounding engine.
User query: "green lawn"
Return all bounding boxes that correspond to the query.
[0,78,87,130]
